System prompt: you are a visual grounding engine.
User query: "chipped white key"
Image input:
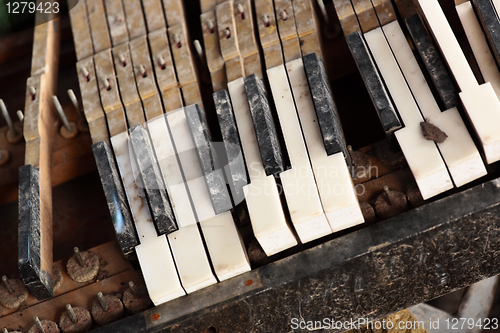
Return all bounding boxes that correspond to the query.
[365,27,453,199]
[456,1,500,98]
[145,116,216,293]
[111,132,184,305]
[383,20,486,187]
[267,65,332,242]
[166,109,251,281]
[286,58,364,230]
[228,78,297,255]
[418,0,500,164]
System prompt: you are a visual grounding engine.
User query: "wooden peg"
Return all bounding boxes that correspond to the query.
[200,10,228,91]
[254,0,284,69]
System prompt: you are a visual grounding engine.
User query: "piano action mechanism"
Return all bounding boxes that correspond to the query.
[1,0,500,331]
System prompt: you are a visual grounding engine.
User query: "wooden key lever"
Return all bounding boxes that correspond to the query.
[18,1,61,300]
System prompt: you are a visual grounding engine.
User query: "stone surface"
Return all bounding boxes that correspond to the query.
[66,251,99,283]
[129,125,177,235]
[243,74,284,177]
[213,90,248,205]
[346,31,402,137]
[184,104,232,214]
[303,53,351,166]
[405,14,460,110]
[92,141,139,256]
[18,164,53,300]
[473,0,500,68]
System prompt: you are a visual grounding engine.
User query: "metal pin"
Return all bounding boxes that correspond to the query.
[97,292,109,311]
[347,145,355,165]
[128,281,137,298]
[66,304,77,323]
[81,67,90,81]
[2,276,14,294]
[383,185,393,205]
[157,55,166,69]
[0,100,17,136]
[262,15,270,27]
[3,328,8,333]
[280,9,287,21]
[139,65,147,78]
[173,34,181,48]
[118,54,127,67]
[29,86,37,100]
[73,247,85,267]
[17,110,24,123]
[194,40,206,68]
[52,96,73,132]
[206,19,214,33]
[224,27,231,38]
[237,3,245,19]
[102,78,111,91]
[67,89,80,114]
[34,316,46,333]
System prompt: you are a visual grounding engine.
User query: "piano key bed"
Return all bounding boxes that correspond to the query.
[4,0,500,331]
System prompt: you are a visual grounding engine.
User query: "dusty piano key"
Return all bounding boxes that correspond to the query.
[185,104,232,214]
[129,125,178,235]
[382,19,486,187]
[122,0,147,40]
[18,165,53,300]
[86,0,111,54]
[93,49,128,137]
[292,0,323,58]
[243,74,285,176]
[67,0,93,60]
[112,44,146,128]
[148,29,183,113]
[418,0,500,164]
[213,90,247,205]
[405,14,460,109]
[142,0,166,32]
[163,0,185,27]
[303,53,351,166]
[455,2,500,98]
[345,31,402,137]
[165,109,250,281]
[103,0,128,46]
[201,11,227,92]
[111,132,185,305]
[473,0,500,71]
[92,141,139,256]
[129,36,164,120]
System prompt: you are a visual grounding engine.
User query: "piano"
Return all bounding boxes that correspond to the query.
[1,0,500,331]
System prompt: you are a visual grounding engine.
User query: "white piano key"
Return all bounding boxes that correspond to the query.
[147,116,197,228]
[286,58,364,231]
[228,77,297,255]
[110,132,184,305]
[383,20,486,187]
[364,27,453,199]
[418,0,500,164]
[200,211,251,281]
[267,64,332,242]
[456,1,500,98]
[166,109,250,280]
[146,114,217,293]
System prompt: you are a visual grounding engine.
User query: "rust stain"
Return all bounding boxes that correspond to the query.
[245,279,253,286]
[151,313,160,321]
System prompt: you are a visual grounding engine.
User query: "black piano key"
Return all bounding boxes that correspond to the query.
[345,31,402,137]
[92,141,139,256]
[473,0,500,69]
[303,53,351,166]
[405,14,461,110]
[185,104,233,214]
[213,90,248,206]
[129,125,178,235]
[18,164,53,300]
[243,74,285,177]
